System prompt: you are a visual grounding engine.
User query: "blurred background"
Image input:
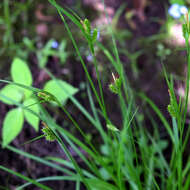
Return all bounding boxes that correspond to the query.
[0,0,189,189]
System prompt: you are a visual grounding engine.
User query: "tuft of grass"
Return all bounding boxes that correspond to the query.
[0,1,190,190]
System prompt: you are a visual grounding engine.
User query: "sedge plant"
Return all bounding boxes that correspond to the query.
[0,1,190,190]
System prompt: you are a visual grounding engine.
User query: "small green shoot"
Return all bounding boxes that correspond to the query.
[167,89,177,118]
[37,91,57,103]
[109,73,122,94]
[41,121,57,142]
[81,18,99,47]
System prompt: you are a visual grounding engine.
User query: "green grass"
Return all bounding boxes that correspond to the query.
[0,0,190,190]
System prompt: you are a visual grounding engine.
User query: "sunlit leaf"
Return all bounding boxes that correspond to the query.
[43,79,78,104]
[2,108,24,147]
[11,58,33,98]
[23,98,40,131]
[0,84,23,105]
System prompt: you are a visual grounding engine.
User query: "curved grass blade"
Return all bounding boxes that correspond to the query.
[45,157,95,178]
[17,176,79,190]
[4,144,75,176]
[0,165,52,190]
[48,0,84,32]
[0,79,41,93]
[43,68,105,137]
[20,135,46,146]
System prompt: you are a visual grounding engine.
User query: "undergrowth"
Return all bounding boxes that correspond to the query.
[0,0,190,190]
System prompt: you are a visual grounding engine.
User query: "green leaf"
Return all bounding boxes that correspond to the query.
[11,57,33,86]
[109,76,122,94]
[92,28,98,42]
[84,19,91,34]
[0,84,23,105]
[23,98,40,131]
[41,123,56,141]
[87,178,118,190]
[37,52,48,68]
[0,165,52,190]
[59,40,69,63]
[167,104,176,118]
[43,79,78,104]
[2,108,24,147]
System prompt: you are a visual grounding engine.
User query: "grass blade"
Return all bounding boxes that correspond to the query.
[0,165,52,190]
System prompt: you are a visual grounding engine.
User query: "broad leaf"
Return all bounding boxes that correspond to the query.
[11,58,33,98]
[0,84,23,105]
[11,57,33,86]
[2,108,24,147]
[43,79,78,104]
[23,98,40,131]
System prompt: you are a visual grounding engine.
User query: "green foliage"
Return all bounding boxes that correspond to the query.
[81,18,99,51]
[21,37,69,68]
[106,124,119,132]
[183,19,190,41]
[11,58,32,86]
[91,28,98,43]
[0,84,22,105]
[109,74,122,94]
[23,98,40,131]
[59,40,69,63]
[2,108,24,147]
[0,0,32,53]
[167,90,177,118]
[167,104,177,117]
[1,1,190,190]
[0,165,51,190]
[11,58,33,98]
[37,91,56,103]
[36,39,69,68]
[43,79,78,104]
[41,122,56,141]
[0,57,77,147]
[119,49,143,78]
[0,57,39,146]
[156,43,171,61]
[87,178,118,190]
[83,19,91,35]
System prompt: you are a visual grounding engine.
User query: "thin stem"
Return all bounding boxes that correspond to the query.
[92,55,108,121]
[57,10,105,114]
[20,135,46,146]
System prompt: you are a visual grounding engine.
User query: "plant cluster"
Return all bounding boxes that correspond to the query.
[0,0,190,190]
